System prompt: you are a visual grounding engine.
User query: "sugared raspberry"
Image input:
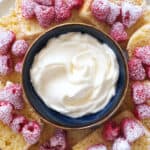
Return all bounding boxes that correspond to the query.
[121,2,143,28]
[134,104,150,120]
[0,83,24,109]
[134,46,150,65]
[33,0,54,6]
[121,118,144,143]
[145,66,150,79]
[112,138,131,150]
[110,22,128,42]
[0,55,13,76]
[55,0,71,23]
[0,29,16,54]
[106,2,120,25]
[10,115,28,133]
[22,0,36,19]
[88,144,107,150]
[15,60,23,73]
[91,0,110,22]
[40,129,67,150]
[128,57,146,81]
[22,121,41,145]
[34,5,55,28]
[66,0,83,9]
[102,120,120,141]
[0,101,13,125]
[11,40,29,57]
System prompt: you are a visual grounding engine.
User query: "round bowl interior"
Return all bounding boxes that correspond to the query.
[22,24,128,129]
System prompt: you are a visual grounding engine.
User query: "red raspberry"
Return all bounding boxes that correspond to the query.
[102,120,120,141]
[121,2,143,28]
[55,0,71,23]
[0,29,16,54]
[15,60,23,73]
[66,0,83,9]
[0,55,13,76]
[0,101,13,125]
[106,2,120,25]
[134,104,150,120]
[0,83,24,110]
[11,40,29,57]
[33,0,54,6]
[40,129,67,150]
[134,46,150,65]
[145,66,150,79]
[121,118,144,143]
[10,115,28,133]
[88,144,107,150]
[22,121,41,145]
[91,0,110,22]
[34,5,55,28]
[128,57,146,81]
[22,0,36,19]
[110,22,128,42]
[112,138,131,150]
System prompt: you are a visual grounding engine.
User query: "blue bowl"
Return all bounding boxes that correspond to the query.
[22,24,129,129]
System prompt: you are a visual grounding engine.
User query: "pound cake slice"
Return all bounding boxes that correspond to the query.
[73,110,150,150]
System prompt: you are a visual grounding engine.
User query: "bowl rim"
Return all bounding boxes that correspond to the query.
[22,23,129,130]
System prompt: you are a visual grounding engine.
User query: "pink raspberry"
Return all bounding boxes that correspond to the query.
[66,0,83,9]
[121,118,144,143]
[128,57,146,81]
[134,104,150,120]
[0,55,13,76]
[145,66,150,79]
[134,46,150,65]
[15,60,23,73]
[0,101,13,125]
[121,2,143,28]
[11,40,29,57]
[40,129,67,150]
[34,5,55,28]
[110,22,128,42]
[33,0,54,6]
[106,2,121,25]
[112,138,131,150]
[10,115,28,133]
[22,0,36,19]
[88,144,107,150]
[91,0,110,22]
[0,29,16,54]
[0,83,24,110]
[22,121,41,145]
[55,0,72,23]
[102,120,120,141]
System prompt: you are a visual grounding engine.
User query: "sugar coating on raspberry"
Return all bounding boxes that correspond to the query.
[0,83,24,110]
[102,120,120,141]
[121,2,143,28]
[15,60,23,73]
[106,2,120,25]
[66,0,83,9]
[55,0,72,23]
[134,46,150,65]
[22,121,41,145]
[34,5,55,28]
[134,104,150,120]
[11,40,29,57]
[112,138,131,150]
[0,29,16,54]
[22,0,36,19]
[128,57,146,81]
[91,0,110,22]
[88,144,107,150]
[110,22,128,42]
[33,0,54,6]
[121,118,144,143]
[0,101,13,125]
[10,115,28,133]
[0,55,13,76]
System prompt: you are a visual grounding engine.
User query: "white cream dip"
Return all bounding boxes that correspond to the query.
[30,32,119,118]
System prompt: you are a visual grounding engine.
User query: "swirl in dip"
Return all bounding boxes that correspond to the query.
[30,32,119,118]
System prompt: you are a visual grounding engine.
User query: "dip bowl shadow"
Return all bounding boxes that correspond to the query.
[22,23,129,129]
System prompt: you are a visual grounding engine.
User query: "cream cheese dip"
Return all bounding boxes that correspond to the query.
[30,32,119,118]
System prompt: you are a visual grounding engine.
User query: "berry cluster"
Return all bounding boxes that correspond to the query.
[91,0,143,42]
